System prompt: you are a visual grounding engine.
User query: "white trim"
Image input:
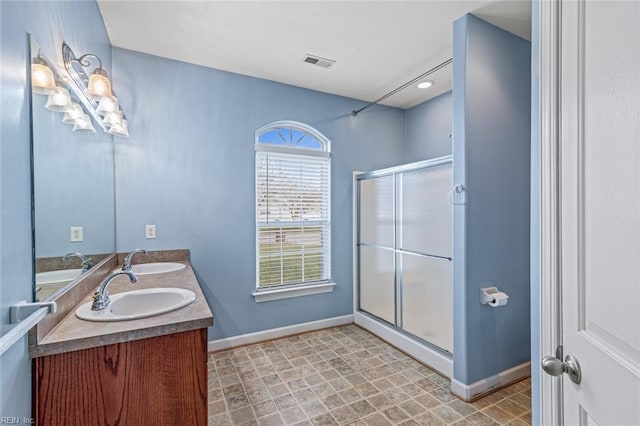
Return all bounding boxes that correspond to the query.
[255,144,330,158]
[539,0,563,424]
[451,362,531,402]
[208,314,353,352]
[354,311,452,378]
[252,282,335,303]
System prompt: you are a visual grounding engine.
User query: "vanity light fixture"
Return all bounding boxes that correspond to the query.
[45,84,72,112]
[86,68,112,99]
[96,93,119,115]
[61,41,129,137]
[102,110,122,126]
[108,114,129,137]
[31,56,57,95]
[72,114,96,133]
[62,103,84,125]
[417,80,434,89]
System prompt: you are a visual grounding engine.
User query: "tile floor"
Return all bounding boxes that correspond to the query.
[208,325,531,426]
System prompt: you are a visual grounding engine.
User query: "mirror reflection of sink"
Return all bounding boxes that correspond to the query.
[75,287,196,322]
[36,268,83,285]
[112,262,186,276]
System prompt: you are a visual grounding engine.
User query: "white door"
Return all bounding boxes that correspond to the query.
[548,1,640,424]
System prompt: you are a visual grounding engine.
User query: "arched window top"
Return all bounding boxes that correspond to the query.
[256,121,330,155]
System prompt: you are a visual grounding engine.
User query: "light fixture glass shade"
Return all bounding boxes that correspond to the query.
[62,103,84,124]
[31,62,57,95]
[108,117,129,137]
[85,68,112,98]
[96,95,119,115]
[102,110,122,126]
[45,86,72,112]
[72,114,96,133]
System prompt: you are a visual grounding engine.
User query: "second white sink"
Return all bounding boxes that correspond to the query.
[36,268,83,285]
[75,287,196,322]
[113,262,186,275]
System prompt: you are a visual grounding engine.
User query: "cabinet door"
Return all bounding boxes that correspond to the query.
[398,163,452,257]
[359,245,395,324]
[359,175,394,248]
[401,253,452,353]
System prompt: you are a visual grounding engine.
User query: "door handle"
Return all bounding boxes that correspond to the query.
[541,354,582,384]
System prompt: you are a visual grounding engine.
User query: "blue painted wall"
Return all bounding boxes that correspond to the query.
[530,1,540,423]
[112,48,406,340]
[0,0,111,417]
[452,14,531,385]
[404,91,453,162]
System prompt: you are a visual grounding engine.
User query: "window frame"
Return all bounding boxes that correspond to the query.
[253,121,334,302]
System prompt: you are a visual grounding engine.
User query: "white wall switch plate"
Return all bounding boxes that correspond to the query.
[70,226,83,242]
[145,224,156,239]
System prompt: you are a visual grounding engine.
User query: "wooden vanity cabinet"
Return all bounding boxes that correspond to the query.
[33,328,208,426]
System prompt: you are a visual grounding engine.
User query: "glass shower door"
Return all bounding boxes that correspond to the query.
[400,253,453,352]
[358,175,395,324]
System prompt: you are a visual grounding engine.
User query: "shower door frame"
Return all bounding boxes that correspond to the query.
[353,155,454,377]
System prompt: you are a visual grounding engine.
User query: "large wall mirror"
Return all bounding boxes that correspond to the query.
[30,36,116,302]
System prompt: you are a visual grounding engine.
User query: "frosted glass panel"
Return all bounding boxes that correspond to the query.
[359,245,395,324]
[359,175,394,247]
[399,163,452,257]
[401,253,452,353]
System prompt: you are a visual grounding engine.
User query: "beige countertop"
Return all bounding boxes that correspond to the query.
[30,259,213,358]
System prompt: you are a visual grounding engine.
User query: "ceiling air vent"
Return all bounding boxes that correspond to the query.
[302,54,335,69]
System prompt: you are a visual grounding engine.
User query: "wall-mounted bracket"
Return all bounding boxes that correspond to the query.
[453,184,466,205]
[10,300,57,324]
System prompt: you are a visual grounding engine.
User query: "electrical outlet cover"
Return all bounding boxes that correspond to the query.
[145,224,156,239]
[70,226,83,242]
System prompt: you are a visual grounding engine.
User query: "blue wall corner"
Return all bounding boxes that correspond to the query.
[452,13,532,385]
[404,91,453,162]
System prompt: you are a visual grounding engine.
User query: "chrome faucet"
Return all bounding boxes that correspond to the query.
[91,271,137,310]
[62,252,93,272]
[122,248,147,272]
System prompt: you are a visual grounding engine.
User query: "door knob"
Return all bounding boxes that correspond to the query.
[541,354,582,384]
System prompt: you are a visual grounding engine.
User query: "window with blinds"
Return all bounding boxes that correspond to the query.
[255,122,331,289]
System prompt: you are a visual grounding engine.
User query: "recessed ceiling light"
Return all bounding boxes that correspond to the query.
[417,80,434,89]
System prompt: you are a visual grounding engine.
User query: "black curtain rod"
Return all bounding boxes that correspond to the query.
[351,58,453,117]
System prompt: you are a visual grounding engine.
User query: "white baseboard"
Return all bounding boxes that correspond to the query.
[354,311,453,378]
[208,315,354,352]
[451,361,531,401]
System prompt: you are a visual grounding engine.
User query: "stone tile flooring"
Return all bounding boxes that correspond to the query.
[208,325,531,426]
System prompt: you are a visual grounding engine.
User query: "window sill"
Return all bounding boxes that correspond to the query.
[252,282,336,303]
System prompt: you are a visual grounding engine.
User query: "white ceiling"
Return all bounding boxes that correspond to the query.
[98,0,531,109]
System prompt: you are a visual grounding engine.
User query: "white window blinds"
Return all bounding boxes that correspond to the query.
[256,151,331,288]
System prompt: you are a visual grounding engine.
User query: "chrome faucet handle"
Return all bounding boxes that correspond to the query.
[91,271,138,311]
[122,248,147,271]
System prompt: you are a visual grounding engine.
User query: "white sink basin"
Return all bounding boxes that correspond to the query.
[75,287,196,322]
[36,268,83,285]
[113,262,186,275]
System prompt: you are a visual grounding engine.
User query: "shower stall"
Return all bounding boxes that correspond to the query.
[355,156,453,371]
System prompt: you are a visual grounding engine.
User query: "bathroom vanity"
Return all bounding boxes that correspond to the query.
[29,251,213,426]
